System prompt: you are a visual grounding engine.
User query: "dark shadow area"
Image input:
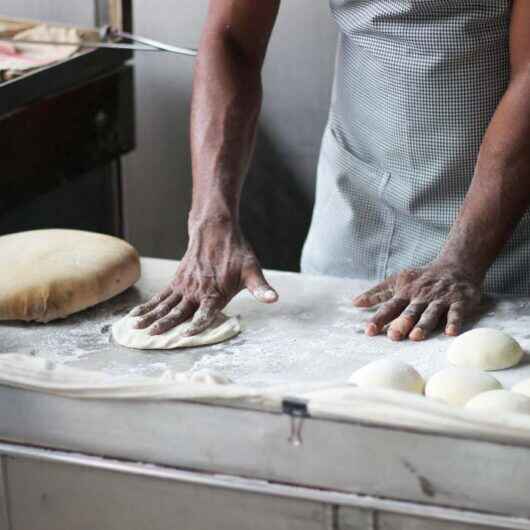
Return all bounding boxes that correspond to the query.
[0,166,121,237]
[240,126,314,272]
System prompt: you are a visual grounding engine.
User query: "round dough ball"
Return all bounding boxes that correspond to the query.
[349,359,424,395]
[425,367,501,406]
[0,229,140,322]
[447,328,523,371]
[465,390,530,415]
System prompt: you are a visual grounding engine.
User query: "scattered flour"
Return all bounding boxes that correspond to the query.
[2,270,530,389]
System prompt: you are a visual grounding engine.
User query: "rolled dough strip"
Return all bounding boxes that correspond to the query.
[0,229,140,322]
[161,368,233,385]
[112,312,241,350]
[512,378,530,397]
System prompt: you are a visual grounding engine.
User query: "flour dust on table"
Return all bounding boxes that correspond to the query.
[112,311,241,350]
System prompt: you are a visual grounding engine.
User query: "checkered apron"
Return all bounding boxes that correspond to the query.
[301,0,529,296]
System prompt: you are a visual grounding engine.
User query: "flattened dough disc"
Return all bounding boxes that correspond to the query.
[0,229,140,322]
[112,312,241,350]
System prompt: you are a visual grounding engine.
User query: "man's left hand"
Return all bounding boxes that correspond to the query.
[352,261,482,341]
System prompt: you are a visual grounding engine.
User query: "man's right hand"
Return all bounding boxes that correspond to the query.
[131,1,281,336]
[131,218,277,336]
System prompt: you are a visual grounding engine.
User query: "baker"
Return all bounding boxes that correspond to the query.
[132,1,530,342]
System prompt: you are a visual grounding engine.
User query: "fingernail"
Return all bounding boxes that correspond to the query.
[446,325,458,336]
[264,290,277,302]
[388,329,403,341]
[365,323,378,336]
[410,328,425,341]
[255,288,277,302]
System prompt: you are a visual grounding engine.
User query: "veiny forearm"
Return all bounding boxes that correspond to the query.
[190,40,262,224]
[440,0,530,279]
[440,71,530,278]
[189,1,280,227]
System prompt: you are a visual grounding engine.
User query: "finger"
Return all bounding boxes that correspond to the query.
[130,288,172,317]
[409,302,447,341]
[387,302,428,341]
[134,292,182,329]
[365,298,408,336]
[244,266,278,303]
[149,300,197,335]
[445,301,466,336]
[185,297,225,337]
[353,280,392,308]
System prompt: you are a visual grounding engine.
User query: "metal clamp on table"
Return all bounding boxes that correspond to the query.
[282,398,310,447]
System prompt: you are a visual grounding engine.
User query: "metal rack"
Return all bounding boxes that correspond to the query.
[0,0,136,237]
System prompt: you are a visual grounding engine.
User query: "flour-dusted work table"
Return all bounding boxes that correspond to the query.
[2,258,530,530]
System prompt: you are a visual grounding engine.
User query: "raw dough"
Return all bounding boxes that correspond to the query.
[112,312,241,350]
[466,390,530,415]
[349,359,424,395]
[511,378,530,398]
[425,367,501,406]
[0,229,140,322]
[448,328,524,371]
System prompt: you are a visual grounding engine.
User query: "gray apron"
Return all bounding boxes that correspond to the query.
[301,0,530,296]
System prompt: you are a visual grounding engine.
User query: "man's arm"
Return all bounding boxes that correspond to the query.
[354,0,530,341]
[132,1,281,335]
[437,0,530,279]
[190,0,280,225]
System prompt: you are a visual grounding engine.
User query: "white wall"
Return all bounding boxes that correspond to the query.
[1,2,93,26]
